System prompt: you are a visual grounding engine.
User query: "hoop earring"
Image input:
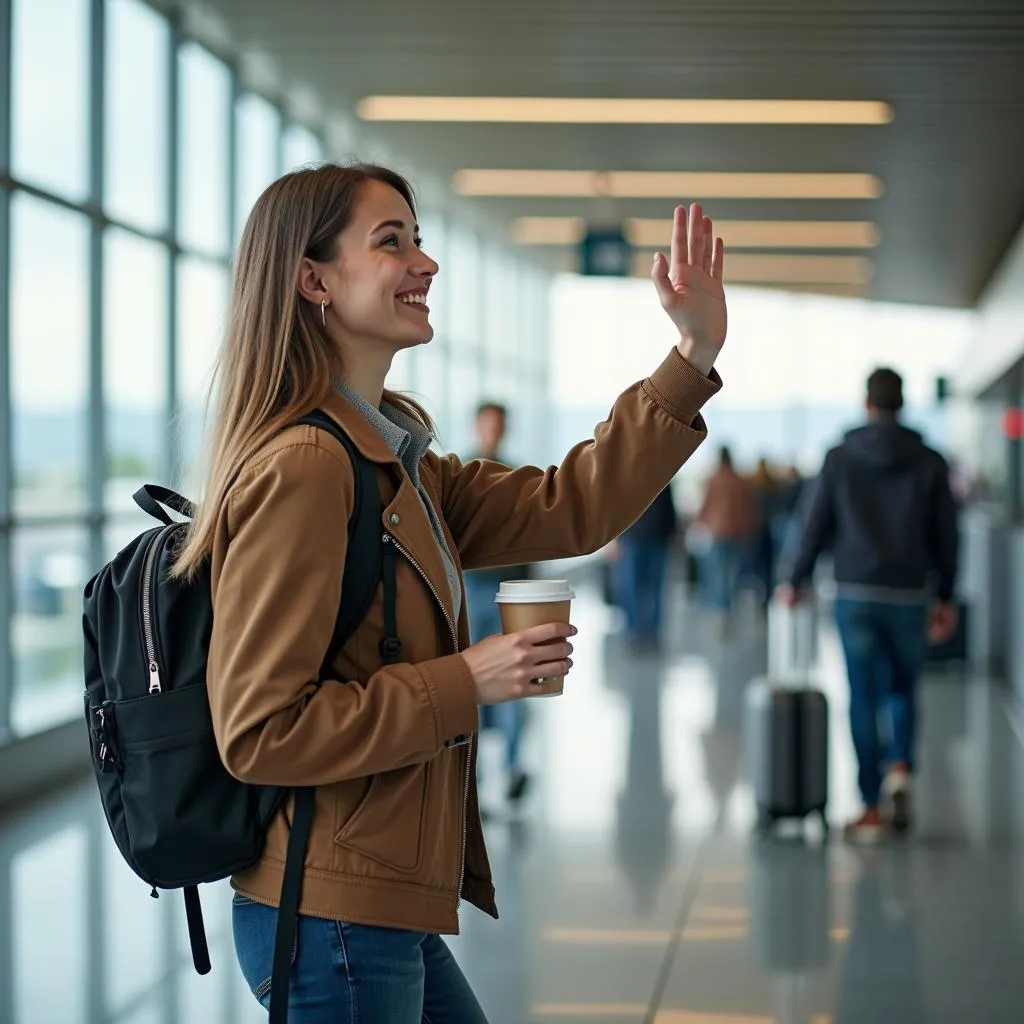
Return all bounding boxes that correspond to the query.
[320,299,328,327]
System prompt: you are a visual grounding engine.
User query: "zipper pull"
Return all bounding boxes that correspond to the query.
[148,662,162,694]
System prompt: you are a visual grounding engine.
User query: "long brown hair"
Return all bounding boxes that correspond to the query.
[172,162,435,579]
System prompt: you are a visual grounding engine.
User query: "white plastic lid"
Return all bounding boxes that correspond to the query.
[494,579,575,604]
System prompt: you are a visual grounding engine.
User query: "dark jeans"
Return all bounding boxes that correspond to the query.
[232,895,489,1022]
[614,538,669,641]
[699,538,745,613]
[465,571,523,772]
[834,598,929,806]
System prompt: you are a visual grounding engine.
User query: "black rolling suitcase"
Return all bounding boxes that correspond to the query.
[745,602,829,836]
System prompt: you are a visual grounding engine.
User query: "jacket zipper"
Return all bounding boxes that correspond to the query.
[382,532,472,908]
[141,525,175,694]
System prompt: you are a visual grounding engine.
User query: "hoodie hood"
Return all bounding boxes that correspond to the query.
[842,421,925,470]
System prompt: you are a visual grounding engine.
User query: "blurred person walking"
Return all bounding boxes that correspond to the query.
[463,402,532,808]
[774,464,805,558]
[695,446,757,630]
[613,482,678,653]
[778,368,959,844]
[747,457,781,608]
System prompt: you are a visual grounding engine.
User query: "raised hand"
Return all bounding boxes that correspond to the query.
[651,203,727,376]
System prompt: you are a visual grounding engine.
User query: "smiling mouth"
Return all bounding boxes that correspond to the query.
[397,293,430,313]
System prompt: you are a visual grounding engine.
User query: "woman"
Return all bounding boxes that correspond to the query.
[172,162,727,1022]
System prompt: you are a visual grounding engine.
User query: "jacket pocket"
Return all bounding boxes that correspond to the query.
[332,762,429,875]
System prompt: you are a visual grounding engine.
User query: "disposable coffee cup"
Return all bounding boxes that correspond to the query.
[494,580,575,697]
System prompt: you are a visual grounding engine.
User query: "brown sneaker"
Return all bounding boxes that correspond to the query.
[843,806,887,845]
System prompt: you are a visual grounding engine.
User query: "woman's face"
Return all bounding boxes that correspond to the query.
[323,179,440,351]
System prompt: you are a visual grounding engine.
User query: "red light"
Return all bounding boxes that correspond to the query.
[1003,408,1024,440]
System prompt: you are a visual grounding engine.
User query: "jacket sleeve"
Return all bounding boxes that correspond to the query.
[436,348,721,570]
[206,439,479,788]
[929,456,960,602]
[785,456,837,589]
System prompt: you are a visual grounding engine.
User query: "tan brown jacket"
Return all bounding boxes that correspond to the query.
[208,348,720,934]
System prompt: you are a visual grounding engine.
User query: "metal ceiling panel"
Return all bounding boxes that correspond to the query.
[175,0,1024,307]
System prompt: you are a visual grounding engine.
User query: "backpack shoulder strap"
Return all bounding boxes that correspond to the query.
[266,411,388,1024]
[293,410,383,678]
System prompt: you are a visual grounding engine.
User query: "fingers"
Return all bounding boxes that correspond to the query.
[669,205,688,283]
[669,203,723,280]
[518,621,576,645]
[529,640,573,664]
[531,657,573,680]
[701,216,713,275]
[711,236,725,280]
[650,252,677,307]
[688,203,705,270]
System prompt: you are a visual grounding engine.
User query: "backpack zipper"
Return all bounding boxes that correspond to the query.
[382,532,472,908]
[141,525,176,694]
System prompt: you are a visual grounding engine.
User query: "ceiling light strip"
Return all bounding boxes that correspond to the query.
[627,251,873,285]
[358,96,894,125]
[455,169,883,199]
[514,217,880,248]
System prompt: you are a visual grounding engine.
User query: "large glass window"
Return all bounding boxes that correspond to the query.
[177,43,231,256]
[11,0,90,201]
[105,0,169,232]
[176,258,229,491]
[13,827,88,1019]
[448,225,480,350]
[417,344,449,447]
[282,123,324,171]
[483,244,512,371]
[10,195,90,517]
[0,0,556,747]
[10,526,89,735]
[449,355,483,458]
[235,93,281,242]
[104,230,168,511]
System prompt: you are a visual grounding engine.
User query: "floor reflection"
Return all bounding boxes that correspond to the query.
[2,574,1024,1023]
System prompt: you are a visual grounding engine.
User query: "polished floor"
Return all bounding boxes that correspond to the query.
[3,571,1024,1023]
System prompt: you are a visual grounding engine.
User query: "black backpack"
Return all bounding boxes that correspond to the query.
[82,410,402,1023]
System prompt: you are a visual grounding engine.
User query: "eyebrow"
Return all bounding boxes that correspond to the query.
[371,219,420,234]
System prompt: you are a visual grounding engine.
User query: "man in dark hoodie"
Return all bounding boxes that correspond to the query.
[778,368,959,844]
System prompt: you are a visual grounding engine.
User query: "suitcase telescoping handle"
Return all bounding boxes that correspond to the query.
[768,600,814,688]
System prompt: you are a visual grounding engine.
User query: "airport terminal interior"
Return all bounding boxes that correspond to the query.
[2,1,1024,1022]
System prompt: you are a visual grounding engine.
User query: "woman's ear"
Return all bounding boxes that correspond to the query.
[296,257,329,306]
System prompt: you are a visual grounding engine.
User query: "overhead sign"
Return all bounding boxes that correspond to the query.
[579,226,632,277]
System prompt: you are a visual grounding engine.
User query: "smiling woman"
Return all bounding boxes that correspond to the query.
[162,160,726,1023]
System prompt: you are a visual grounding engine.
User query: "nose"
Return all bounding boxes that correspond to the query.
[413,250,439,279]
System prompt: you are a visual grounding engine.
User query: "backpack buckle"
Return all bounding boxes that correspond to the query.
[379,636,403,662]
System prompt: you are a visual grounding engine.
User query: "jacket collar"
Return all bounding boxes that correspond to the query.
[316,385,433,475]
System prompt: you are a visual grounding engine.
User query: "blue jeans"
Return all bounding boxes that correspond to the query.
[465,572,524,772]
[232,895,489,1022]
[700,539,745,613]
[614,538,669,641]
[834,598,929,806]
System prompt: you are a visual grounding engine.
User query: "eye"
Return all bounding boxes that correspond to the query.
[413,236,424,249]
[380,234,400,248]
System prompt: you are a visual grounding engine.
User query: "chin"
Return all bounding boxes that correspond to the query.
[398,325,434,349]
